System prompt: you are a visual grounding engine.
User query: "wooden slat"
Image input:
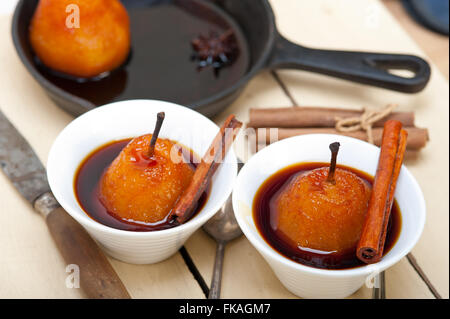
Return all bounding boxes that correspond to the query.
[186,230,298,298]
[0,14,204,299]
[185,0,447,299]
[108,256,205,299]
[0,176,84,298]
[1,0,447,299]
[185,229,434,299]
[213,71,293,132]
[270,0,449,298]
[385,258,434,299]
[184,71,298,298]
[382,0,449,79]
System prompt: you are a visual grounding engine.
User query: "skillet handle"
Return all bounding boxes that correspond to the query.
[267,34,431,93]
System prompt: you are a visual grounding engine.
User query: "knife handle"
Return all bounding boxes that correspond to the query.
[45,206,131,299]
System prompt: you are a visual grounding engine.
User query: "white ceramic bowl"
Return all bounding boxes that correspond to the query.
[232,134,425,298]
[47,100,237,264]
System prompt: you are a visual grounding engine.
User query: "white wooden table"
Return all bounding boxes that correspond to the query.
[0,0,448,299]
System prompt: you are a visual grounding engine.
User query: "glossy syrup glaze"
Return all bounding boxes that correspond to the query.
[74,139,209,231]
[34,0,250,107]
[253,162,401,270]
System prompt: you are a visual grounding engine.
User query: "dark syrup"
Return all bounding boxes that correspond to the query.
[253,162,402,270]
[34,0,250,107]
[74,139,209,231]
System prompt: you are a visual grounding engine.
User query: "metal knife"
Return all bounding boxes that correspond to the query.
[0,109,130,299]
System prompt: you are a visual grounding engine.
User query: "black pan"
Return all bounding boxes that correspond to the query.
[12,0,431,118]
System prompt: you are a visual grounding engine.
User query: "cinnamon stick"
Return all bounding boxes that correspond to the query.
[377,129,408,259]
[248,107,415,128]
[255,127,428,150]
[356,120,407,264]
[171,115,242,224]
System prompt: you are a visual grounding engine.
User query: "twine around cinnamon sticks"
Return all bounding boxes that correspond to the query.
[248,106,429,151]
[335,104,398,144]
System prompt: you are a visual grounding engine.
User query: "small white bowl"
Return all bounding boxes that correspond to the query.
[47,100,237,264]
[232,134,425,298]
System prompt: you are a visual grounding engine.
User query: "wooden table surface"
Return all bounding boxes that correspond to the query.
[0,0,448,299]
[382,0,449,79]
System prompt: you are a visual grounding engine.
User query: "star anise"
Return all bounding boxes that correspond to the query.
[191,29,239,75]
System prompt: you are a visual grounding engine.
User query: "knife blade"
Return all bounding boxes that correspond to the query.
[0,109,130,299]
[0,111,49,203]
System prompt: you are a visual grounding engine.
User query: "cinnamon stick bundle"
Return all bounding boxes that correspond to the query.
[171,115,242,224]
[255,127,428,150]
[356,120,408,264]
[248,107,415,128]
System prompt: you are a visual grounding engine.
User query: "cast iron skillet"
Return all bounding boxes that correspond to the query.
[12,0,431,118]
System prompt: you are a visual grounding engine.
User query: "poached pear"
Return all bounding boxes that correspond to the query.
[29,0,130,78]
[274,167,371,253]
[274,143,372,254]
[98,135,194,224]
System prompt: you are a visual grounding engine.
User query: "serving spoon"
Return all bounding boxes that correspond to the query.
[203,160,384,299]
[202,161,244,299]
[372,272,386,299]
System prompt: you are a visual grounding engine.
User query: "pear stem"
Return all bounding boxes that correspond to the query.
[147,112,165,157]
[327,142,340,184]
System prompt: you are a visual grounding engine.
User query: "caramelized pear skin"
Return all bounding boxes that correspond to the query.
[274,167,371,253]
[98,135,194,224]
[29,0,131,78]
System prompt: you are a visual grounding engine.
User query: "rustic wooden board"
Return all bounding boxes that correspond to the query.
[0,14,204,299]
[0,0,447,299]
[185,0,447,299]
[382,0,449,79]
[271,0,448,298]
